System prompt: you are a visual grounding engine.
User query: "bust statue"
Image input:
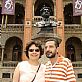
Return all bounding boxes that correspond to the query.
[33,5,61,33]
[40,5,50,18]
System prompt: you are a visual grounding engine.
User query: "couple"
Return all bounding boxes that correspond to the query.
[13,38,76,82]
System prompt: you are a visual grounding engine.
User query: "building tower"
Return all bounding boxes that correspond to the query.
[23,0,65,60]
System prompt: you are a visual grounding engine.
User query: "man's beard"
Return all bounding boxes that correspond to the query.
[46,51,56,58]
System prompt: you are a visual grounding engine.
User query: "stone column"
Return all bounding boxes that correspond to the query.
[1,45,4,65]
[56,0,65,56]
[81,16,82,24]
[22,0,33,60]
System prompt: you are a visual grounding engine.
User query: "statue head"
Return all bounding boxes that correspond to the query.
[40,5,51,18]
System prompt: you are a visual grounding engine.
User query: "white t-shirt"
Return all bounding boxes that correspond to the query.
[16,61,45,82]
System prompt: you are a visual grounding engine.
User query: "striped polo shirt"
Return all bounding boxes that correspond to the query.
[45,56,76,82]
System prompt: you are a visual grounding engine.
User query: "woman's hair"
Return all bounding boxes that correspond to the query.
[25,41,43,58]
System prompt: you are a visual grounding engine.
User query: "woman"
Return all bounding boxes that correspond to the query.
[13,41,45,82]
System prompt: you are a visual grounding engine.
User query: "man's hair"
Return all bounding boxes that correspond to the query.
[25,41,43,58]
[45,38,60,48]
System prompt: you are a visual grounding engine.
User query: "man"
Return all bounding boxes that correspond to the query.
[44,38,76,82]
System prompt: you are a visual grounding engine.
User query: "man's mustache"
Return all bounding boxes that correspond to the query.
[46,51,52,54]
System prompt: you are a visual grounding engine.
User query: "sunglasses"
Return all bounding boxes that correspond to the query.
[28,49,40,52]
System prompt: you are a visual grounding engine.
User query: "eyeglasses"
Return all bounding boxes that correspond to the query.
[28,49,40,52]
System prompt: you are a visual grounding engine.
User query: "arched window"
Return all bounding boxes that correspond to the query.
[34,0,54,16]
[15,3,25,24]
[67,44,75,61]
[64,3,80,24]
[12,44,22,61]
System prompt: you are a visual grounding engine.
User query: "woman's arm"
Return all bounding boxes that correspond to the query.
[13,65,20,82]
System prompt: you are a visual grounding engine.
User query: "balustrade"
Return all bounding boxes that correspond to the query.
[65,24,82,31]
[1,61,18,67]
[72,61,82,67]
[0,24,24,32]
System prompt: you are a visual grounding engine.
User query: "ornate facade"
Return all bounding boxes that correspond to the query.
[0,0,82,82]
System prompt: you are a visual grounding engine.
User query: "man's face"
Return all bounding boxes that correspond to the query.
[44,41,57,58]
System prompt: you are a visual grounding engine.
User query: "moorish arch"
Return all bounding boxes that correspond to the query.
[4,36,23,61]
[0,45,1,61]
[64,3,80,24]
[65,37,82,62]
[34,0,54,16]
[15,3,25,24]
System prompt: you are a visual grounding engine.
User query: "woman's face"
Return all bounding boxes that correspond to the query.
[28,44,40,60]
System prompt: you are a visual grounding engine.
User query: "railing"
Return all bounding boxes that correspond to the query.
[72,61,82,67]
[0,23,82,33]
[0,24,24,32]
[33,16,56,22]
[2,61,18,67]
[0,61,82,67]
[64,24,82,31]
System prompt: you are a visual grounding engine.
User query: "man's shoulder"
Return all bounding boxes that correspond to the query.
[58,56,71,61]
[58,56,72,65]
[45,56,72,66]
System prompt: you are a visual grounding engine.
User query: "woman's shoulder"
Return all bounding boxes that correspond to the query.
[17,61,28,66]
[19,60,28,63]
